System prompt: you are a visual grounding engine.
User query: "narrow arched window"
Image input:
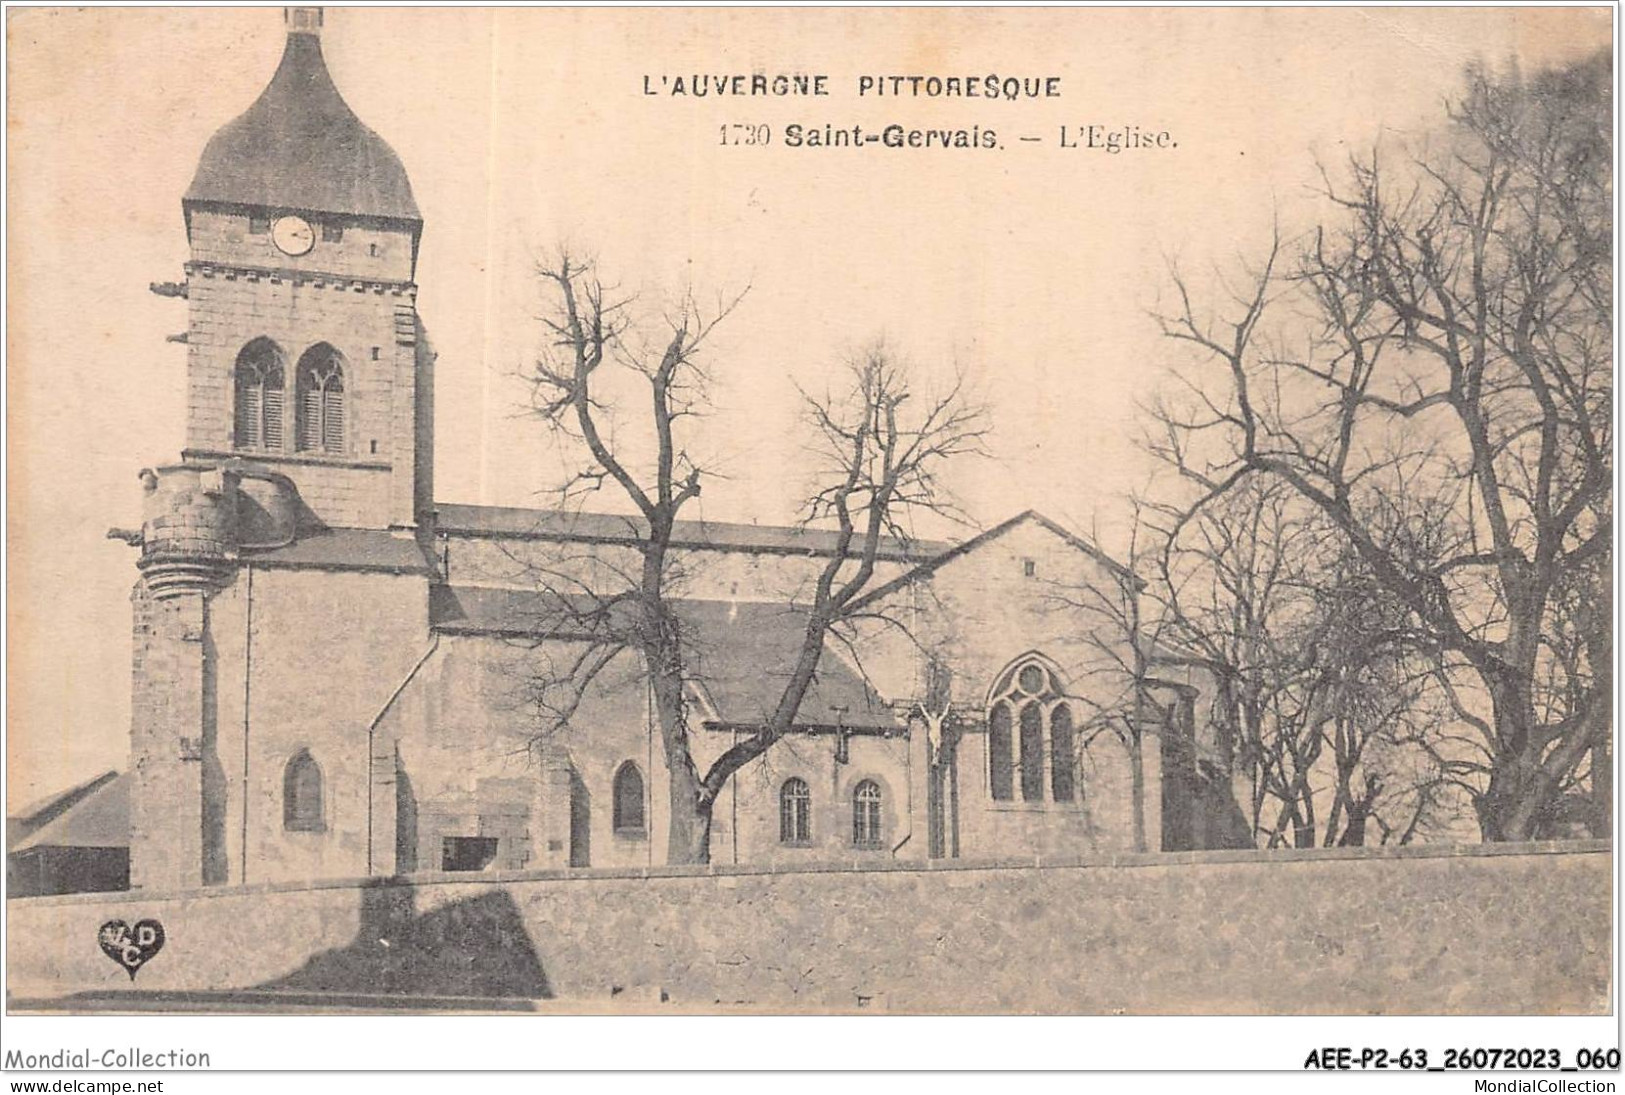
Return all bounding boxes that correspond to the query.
[1051,704,1077,803]
[988,704,1014,801]
[234,339,285,450]
[780,778,811,844]
[1018,702,1045,802]
[283,750,323,832]
[612,761,645,834]
[852,780,883,849]
[296,343,346,454]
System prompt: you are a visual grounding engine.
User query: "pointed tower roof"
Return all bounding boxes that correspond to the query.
[184,9,420,223]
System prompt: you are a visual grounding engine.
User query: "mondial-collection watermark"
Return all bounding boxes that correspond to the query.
[1473,1083,1617,1093]
[3,1049,211,1070]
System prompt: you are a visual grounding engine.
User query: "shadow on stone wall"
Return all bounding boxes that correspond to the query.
[256,881,551,999]
[395,750,418,874]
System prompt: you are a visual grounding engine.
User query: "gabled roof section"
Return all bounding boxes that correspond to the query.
[430,586,896,731]
[242,528,438,576]
[849,510,1135,611]
[7,770,120,848]
[434,503,951,562]
[429,584,593,639]
[184,23,420,223]
[680,599,896,731]
[9,773,130,853]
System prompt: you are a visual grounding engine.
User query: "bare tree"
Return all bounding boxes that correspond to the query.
[523,257,987,862]
[1150,54,1611,841]
[696,346,989,848]
[522,252,741,864]
[1120,472,1463,848]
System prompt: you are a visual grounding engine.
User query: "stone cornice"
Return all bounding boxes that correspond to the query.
[182,448,392,472]
[184,260,417,297]
[8,839,1611,907]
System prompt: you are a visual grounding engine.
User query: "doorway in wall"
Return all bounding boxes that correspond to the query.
[441,835,499,872]
[568,769,591,867]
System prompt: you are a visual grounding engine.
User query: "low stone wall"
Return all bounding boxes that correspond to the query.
[6,842,1610,1013]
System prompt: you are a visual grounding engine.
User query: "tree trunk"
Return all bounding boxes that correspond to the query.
[1338,814,1367,847]
[665,765,713,864]
[645,616,714,864]
[1487,727,1600,842]
[1129,724,1146,853]
[1477,673,1545,841]
[1591,736,1612,839]
[1293,816,1315,848]
[1477,762,1539,842]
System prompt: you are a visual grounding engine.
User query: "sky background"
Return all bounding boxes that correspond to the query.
[6,7,1610,805]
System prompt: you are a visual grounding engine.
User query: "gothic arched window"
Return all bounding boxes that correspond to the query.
[780,777,811,845]
[612,761,645,834]
[1018,702,1045,801]
[1051,704,1077,803]
[852,780,883,849]
[283,750,324,832]
[987,656,1080,805]
[988,703,1014,801]
[234,338,285,451]
[296,343,346,454]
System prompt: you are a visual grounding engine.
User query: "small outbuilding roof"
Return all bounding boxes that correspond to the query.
[8,769,119,838]
[9,773,130,854]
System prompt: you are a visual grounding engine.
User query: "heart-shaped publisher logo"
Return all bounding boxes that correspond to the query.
[98,919,165,981]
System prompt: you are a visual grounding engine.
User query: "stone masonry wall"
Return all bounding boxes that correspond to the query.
[183,254,421,530]
[187,208,415,283]
[857,517,1161,858]
[371,637,925,875]
[7,843,1609,1014]
[126,585,206,891]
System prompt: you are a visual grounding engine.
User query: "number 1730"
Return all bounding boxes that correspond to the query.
[720,124,772,146]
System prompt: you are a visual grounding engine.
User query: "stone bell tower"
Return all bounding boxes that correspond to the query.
[178,5,431,533]
[124,8,432,890]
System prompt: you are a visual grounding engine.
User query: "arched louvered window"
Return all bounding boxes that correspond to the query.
[1051,704,1077,803]
[283,750,324,832]
[852,780,883,849]
[234,339,285,451]
[780,777,811,844]
[987,656,1081,806]
[296,343,346,454]
[612,761,645,833]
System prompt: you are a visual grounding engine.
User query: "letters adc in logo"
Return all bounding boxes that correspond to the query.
[98,919,165,981]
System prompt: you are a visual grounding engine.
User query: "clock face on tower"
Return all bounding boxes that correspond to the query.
[271,215,315,256]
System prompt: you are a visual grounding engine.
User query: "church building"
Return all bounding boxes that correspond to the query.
[117,9,1198,892]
